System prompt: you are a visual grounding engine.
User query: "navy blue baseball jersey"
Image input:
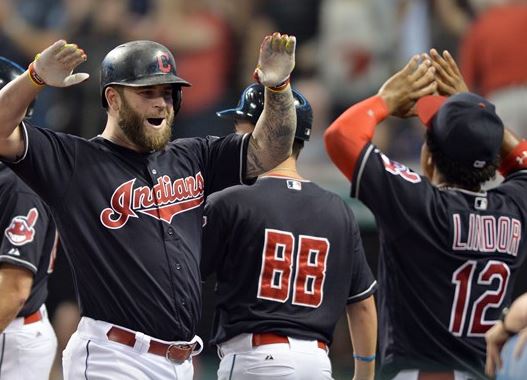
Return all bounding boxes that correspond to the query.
[6,122,252,341]
[0,164,57,318]
[202,175,377,346]
[352,144,527,379]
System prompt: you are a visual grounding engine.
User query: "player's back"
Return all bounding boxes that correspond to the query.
[202,175,374,346]
[374,172,527,379]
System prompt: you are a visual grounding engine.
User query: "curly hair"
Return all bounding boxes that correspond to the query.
[425,129,499,190]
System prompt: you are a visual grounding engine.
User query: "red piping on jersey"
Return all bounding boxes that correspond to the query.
[324,95,389,180]
[499,140,527,177]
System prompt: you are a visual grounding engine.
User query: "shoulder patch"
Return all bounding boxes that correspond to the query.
[5,208,39,246]
[380,153,421,183]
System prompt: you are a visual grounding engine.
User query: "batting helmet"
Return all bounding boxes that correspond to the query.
[100,40,191,113]
[0,57,34,119]
[216,84,313,141]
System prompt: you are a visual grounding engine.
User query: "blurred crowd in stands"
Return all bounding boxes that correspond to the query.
[2,0,527,378]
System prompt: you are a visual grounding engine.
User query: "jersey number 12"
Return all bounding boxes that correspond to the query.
[449,260,510,336]
[257,229,329,308]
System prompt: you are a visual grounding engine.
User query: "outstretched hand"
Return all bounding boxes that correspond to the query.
[377,55,437,118]
[254,32,296,88]
[32,40,89,87]
[427,49,468,96]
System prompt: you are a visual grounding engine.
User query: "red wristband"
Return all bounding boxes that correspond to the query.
[266,77,290,92]
[28,62,46,86]
[499,140,527,176]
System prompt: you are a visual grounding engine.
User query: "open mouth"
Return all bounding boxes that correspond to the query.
[147,117,164,126]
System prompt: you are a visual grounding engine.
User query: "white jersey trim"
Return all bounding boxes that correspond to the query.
[437,185,487,197]
[239,133,250,185]
[10,121,29,164]
[0,255,37,273]
[259,176,311,182]
[347,280,377,302]
[353,144,375,199]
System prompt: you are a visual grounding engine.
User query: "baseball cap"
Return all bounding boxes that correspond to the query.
[416,92,504,168]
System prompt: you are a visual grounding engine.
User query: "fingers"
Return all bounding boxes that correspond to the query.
[411,80,437,100]
[401,55,419,76]
[485,345,501,377]
[412,65,435,90]
[408,58,432,83]
[63,72,90,87]
[46,40,68,56]
[265,32,295,55]
[442,50,462,76]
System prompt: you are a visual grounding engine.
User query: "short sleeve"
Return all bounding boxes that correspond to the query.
[347,213,377,304]
[202,133,254,196]
[0,192,53,274]
[4,122,77,206]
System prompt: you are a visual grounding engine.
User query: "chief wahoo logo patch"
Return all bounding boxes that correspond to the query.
[5,208,38,246]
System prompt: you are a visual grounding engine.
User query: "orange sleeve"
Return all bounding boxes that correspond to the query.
[324,95,389,180]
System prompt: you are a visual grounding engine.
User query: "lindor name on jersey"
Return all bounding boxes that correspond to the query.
[100,172,205,229]
[452,213,521,256]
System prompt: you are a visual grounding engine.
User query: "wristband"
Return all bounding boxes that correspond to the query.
[266,77,290,92]
[353,353,376,362]
[27,62,46,86]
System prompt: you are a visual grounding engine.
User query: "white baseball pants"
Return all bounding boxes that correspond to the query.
[0,304,57,379]
[62,317,202,380]
[216,333,334,380]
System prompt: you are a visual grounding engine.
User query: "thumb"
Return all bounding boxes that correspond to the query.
[63,73,90,87]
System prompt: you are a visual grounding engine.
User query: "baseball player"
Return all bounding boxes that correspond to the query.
[0,33,297,379]
[0,57,58,379]
[486,292,527,379]
[324,52,527,380]
[201,84,378,380]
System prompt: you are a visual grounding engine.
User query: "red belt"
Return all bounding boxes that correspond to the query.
[417,372,455,380]
[106,326,196,363]
[23,310,42,325]
[251,332,328,351]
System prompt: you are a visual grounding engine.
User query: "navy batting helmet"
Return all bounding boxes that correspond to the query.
[100,40,191,113]
[216,84,313,141]
[0,57,34,119]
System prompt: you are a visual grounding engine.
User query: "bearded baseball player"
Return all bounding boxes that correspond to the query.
[0,32,297,379]
[201,84,378,380]
[325,52,527,380]
[0,57,58,379]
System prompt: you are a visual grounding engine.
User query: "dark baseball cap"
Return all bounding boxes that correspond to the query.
[416,92,504,168]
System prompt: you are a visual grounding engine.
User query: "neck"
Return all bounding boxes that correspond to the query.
[101,119,143,153]
[263,156,302,179]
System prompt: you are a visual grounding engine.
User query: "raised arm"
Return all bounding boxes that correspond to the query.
[246,33,296,178]
[324,56,436,179]
[0,40,88,160]
[347,295,377,380]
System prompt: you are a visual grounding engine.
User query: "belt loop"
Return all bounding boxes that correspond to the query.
[133,332,150,354]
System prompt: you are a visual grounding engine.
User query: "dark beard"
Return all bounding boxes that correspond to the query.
[118,97,173,152]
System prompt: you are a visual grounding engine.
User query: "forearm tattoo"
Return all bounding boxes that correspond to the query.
[246,89,295,178]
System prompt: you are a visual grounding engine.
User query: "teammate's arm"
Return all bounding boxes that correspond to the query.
[0,40,88,161]
[324,56,436,179]
[347,295,377,380]
[0,263,33,332]
[246,33,297,178]
[485,293,527,377]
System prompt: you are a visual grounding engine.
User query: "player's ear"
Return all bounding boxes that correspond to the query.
[105,86,121,111]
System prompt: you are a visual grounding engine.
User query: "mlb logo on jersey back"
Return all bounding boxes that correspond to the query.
[287,180,302,191]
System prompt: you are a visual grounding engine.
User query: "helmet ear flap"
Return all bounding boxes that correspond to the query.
[173,87,182,115]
